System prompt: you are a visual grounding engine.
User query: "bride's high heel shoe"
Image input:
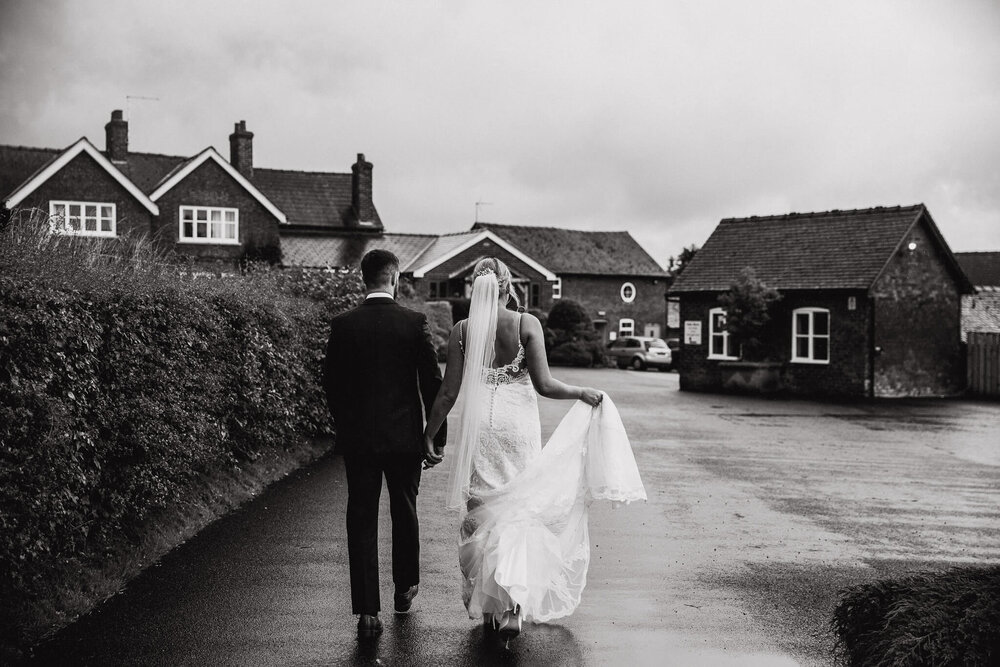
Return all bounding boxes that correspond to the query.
[496,605,522,645]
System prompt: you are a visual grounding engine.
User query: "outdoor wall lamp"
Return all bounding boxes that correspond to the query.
[907,240,918,251]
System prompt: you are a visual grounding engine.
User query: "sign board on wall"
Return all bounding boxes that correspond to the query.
[684,320,702,345]
[667,298,680,329]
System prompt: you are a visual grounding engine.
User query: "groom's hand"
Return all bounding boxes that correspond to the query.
[423,435,444,469]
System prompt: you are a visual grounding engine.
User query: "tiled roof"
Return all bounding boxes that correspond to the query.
[963,290,1000,340]
[670,205,971,293]
[405,231,485,273]
[280,232,436,269]
[955,252,1000,288]
[0,143,376,230]
[472,223,665,276]
[117,152,186,192]
[254,168,380,229]
[0,145,61,204]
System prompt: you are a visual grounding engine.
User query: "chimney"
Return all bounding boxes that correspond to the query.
[351,153,374,225]
[229,120,253,178]
[105,110,128,161]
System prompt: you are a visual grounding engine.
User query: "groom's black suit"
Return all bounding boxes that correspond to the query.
[323,295,445,615]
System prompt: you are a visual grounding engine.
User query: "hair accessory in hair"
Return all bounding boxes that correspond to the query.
[475,267,496,278]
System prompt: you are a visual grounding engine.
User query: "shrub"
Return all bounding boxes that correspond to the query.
[547,341,594,367]
[547,300,604,366]
[400,298,453,360]
[832,566,1000,666]
[547,299,591,340]
[717,267,781,360]
[0,211,363,652]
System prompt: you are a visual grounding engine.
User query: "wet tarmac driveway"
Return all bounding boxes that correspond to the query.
[30,370,1000,665]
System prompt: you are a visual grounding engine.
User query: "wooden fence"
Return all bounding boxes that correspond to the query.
[967,332,1000,397]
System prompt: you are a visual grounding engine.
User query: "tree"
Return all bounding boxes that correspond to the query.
[717,267,781,360]
[668,244,699,277]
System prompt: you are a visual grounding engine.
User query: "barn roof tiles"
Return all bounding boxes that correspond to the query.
[670,205,972,293]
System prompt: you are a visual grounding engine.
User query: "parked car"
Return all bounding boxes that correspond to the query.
[606,336,673,371]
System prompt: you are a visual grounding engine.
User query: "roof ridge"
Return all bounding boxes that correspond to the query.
[254,165,351,177]
[721,204,924,224]
[0,143,62,153]
[955,250,1000,256]
[477,221,633,235]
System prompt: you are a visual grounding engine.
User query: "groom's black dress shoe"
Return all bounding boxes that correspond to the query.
[394,584,419,613]
[357,614,382,639]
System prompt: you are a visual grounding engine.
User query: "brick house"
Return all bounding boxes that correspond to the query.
[669,205,973,398]
[283,223,668,340]
[955,252,1000,339]
[282,228,558,307]
[0,110,381,265]
[473,223,668,341]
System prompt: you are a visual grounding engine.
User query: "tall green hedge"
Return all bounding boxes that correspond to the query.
[0,272,357,625]
[0,216,368,649]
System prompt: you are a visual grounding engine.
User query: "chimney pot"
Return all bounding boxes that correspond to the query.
[351,154,375,226]
[229,120,254,178]
[105,109,128,161]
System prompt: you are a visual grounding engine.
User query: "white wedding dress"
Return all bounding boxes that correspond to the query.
[457,337,646,623]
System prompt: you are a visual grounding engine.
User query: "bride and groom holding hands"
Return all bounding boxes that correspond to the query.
[323,249,646,642]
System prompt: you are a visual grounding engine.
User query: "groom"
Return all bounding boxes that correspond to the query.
[322,249,446,639]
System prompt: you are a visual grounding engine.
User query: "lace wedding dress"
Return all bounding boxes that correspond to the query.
[457,334,646,623]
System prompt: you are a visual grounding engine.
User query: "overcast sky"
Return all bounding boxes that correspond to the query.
[2,0,998,266]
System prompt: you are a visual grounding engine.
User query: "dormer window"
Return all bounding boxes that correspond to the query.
[179,206,238,244]
[49,201,116,237]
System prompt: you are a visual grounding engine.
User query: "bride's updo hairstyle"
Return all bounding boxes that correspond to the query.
[472,257,521,311]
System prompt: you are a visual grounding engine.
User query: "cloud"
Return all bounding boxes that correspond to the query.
[1,0,999,262]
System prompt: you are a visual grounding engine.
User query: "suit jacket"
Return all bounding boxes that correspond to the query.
[323,297,445,456]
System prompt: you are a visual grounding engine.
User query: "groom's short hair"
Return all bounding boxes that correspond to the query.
[361,249,400,288]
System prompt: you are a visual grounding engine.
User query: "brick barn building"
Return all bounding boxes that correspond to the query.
[473,223,668,341]
[284,223,668,342]
[669,205,973,398]
[0,110,381,265]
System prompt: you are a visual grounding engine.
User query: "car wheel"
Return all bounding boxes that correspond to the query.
[631,357,645,371]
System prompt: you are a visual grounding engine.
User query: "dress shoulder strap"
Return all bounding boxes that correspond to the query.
[516,312,525,348]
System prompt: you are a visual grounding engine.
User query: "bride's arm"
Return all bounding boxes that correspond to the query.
[424,322,464,444]
[523,314,602,405]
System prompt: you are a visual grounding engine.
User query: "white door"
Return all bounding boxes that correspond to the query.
[644,323,661,338]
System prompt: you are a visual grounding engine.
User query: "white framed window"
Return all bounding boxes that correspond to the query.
[791,308,830,364]
[620,282,636,303]
[708,307,737,359]
[618,318,635,337]
[552,277,562,300]
[179,206,239,244]
[49,201,116,237]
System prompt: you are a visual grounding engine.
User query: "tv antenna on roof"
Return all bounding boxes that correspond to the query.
[475,201,492,223]
[125,95,160,119]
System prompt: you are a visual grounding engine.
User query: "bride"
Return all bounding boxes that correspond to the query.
[422,258,646,642]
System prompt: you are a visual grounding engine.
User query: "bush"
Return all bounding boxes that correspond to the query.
[547,299,591,339]
[831,566,1000,666]
[547,341,595,367]
[717,267,781,360]
[0,211,364,652]
[401,298,453,360]
[546,300,604,366]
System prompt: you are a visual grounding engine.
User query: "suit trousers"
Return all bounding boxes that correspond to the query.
[343,452,423,615]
